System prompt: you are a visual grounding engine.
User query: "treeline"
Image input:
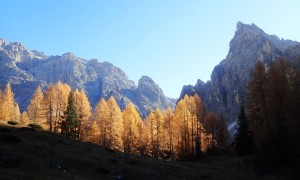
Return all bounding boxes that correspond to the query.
[0,81,230,160]
[248,59,300,162]
[234,58,300,170]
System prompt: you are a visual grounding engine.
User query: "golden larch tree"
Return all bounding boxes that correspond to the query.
[27,86,46,127]
[153,108,165,158]
[45,84,56,131]
[173,96,192,158]
[93,98,110,147]
[86,120,100,144]
[20,111,30,126]
[53,81,71,132]
[193,94,206,155]
[2,83,16,121]
[0,89,3,120]
[143,112,155,157]
[162,107,175,159]
[122,102,143,154]
[74,89,92,140]
[185,95,200,155]
[107,96,124,151]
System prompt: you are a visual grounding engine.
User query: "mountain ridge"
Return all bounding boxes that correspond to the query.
[179,22,300,133]
[0,39,175,117]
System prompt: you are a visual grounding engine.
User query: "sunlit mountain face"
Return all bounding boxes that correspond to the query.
[0,39,176,117]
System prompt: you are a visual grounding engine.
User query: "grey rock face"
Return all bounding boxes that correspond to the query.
[179,22,300,133]
[134,76,174,117]
[0,39,175,117]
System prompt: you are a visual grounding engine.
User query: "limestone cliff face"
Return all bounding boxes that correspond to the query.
[0,39,175,117]
[134,76,174,117]
[179,22,300,133]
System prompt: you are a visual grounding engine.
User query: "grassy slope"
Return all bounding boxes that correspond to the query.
[0,123,277,180]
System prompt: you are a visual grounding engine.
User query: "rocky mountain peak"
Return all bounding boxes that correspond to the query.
[233,22,298,52]
[0,38,175,117]
[0,38,6,47]
[62,52,79,61]
[138,76,161,97]
[179,22,300,135]
[138,76,155,86]
[0,39,47,62]
[134,75,176,117]
[236,22,265,36]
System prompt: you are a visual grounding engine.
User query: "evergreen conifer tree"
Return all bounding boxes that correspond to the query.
[62,91,79,140]
[234,106,254,156]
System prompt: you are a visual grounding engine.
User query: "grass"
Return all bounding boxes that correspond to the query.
[0,122,292,179]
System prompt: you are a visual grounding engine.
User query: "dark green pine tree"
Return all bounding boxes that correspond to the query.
[62,91,79,140]
[234,106,254,156]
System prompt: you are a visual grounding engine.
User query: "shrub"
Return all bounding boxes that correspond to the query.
[7,121,19,126]
[28,124,42,130]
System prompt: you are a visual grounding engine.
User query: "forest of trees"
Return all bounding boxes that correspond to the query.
[0,81,231,160]
[245,59,300,167]
[1,58,299,164]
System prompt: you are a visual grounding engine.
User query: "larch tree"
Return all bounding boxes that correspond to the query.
[93,98,110,147]
[2,83,16,121]
[265,60,290,145]
[153,108,165,158]
[86,120,100,144]
[27,86,46,127]
[186,95,201,156]
[287,58,300,160]
[173,96,192,158]
[107,96,124,151]
[122,102,142,154]
[142,109,165,158]
[216,114,230,153]
[20,111,30,126]
[0,89,3,120]
[74,89,92,140]
[261,59,292,162]
[247,61,269,151]
[193,94,205,156]
[45,84,56,131]
[162,107,175,159]
[203,112,218,150]
[247,59,300,167]
[143,112,155,156]
[53,81,71,133]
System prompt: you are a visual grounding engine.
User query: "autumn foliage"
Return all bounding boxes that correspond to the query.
[0,81,229,160]
[246,59,300,167]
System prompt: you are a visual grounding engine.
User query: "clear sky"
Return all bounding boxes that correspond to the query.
[1,0,299,98]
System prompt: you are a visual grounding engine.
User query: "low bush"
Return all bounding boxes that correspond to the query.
[7,121,19,126]
[28,124,42,130]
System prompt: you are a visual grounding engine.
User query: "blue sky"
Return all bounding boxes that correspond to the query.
[1,0,300,98]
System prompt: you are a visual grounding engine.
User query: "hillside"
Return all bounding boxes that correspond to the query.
[0,123,268,180]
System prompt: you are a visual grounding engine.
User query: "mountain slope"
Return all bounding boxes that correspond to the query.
[179,22,300,133]
[0,39,175,116]
[0,123,264,179]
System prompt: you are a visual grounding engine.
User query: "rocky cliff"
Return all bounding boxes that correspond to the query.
[0,39,175,117]
[179,22,300,133]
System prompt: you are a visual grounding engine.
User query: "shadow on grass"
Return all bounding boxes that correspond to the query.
[0,134,22,143]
